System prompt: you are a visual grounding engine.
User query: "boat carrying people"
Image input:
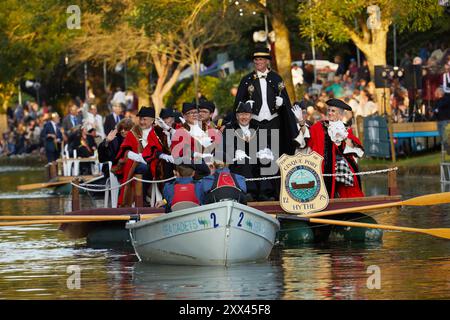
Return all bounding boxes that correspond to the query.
[7,102,450,266]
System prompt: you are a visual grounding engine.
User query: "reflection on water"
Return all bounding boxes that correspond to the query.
[131,262,284,300]
[0,168,450,299]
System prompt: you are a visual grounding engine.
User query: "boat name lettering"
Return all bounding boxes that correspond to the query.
[162,218,200,236]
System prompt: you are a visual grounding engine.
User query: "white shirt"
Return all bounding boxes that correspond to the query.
[141,128,151,148]
[239,124,251,140]
[443,73,450,94]
[50,121,57,134]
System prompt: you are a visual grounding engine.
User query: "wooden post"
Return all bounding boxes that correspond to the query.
[134,174,144,208]
[72,178,81,211]
[49,161,57,180]
[387,169,399,196]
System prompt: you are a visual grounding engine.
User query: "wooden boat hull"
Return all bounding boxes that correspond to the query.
[277,210,393,246]
[126,201,280,266]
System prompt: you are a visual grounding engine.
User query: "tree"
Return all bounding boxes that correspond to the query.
[238,0,299,101]
[298,0,445,102]
[71,0,240,114]
[0,0,70,112]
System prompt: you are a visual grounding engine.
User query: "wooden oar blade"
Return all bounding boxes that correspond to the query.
[403,192,450,206]
[425,228,450,240]
[17,181,68,191]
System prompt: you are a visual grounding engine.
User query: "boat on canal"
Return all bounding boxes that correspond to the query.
[126,201,280,266]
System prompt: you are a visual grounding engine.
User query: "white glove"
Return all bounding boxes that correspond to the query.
[159,153,174,163]
[193,152,213,159]
[275,96,283,107]
[292,104,303,121]
[127,151,146,164]
[256,148,274,161]
[179,116,186,124]
[155,117,171,131]
[233,149,251,162]
[190,124,212,147]
[328,120,348,146]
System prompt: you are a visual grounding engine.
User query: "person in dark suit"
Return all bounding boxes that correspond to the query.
[104,102,125,136]
[234,47,299,199]
[223,101,260,201]
[62,104,83,133]
[40,113,63,163]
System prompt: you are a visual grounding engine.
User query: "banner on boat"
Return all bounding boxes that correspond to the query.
[276,151,329,214]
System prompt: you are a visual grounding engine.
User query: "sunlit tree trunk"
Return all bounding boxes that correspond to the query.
[269,2,295,101]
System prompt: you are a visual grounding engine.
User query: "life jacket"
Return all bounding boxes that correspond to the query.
[171,182,200,206]
[205,171,247,204]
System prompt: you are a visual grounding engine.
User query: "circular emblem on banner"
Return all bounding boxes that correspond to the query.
[285,165,321,202]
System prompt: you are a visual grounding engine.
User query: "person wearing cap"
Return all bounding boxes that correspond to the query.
[155,108,176,146]
[116,106,174,206]
[234,47,299,156]
[40,112,63,163]
[295,98,364,198]
[198,99,216,128]
[223,100,260,201]
[170,102,214,178]
[156,164,202,213]
[233,47,299,199]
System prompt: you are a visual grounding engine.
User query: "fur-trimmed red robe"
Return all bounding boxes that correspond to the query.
[306,121,364,199]
[115,125,167,206]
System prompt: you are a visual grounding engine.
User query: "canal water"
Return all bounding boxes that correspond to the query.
[0,166,449,300]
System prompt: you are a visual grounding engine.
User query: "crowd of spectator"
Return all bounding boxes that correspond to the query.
[0,87,138,161]
[291,41,450,127]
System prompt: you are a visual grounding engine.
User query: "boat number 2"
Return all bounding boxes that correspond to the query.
[237,212,244,227]
[210,213,219,228]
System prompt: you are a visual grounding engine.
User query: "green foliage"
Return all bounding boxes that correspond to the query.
[0,0,72,83]
[165,71,248,114]
[298,0,445,49]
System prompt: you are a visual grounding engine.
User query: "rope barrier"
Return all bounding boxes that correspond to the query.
[70,167,398,192]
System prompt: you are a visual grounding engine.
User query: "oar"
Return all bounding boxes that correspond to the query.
[291,216,450,240]
[0,214,163,226]
[302,192,450,219]
[17,181,70,191]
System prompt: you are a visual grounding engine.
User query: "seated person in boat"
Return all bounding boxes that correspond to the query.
[98,118,134,179]
[223,100,259,202]
[171,102,213,179]
[156,163,202,213]
[116,106,174,207]
[197,160,247,204]
[294,98,364,198]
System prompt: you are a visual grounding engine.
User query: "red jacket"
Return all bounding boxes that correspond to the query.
[116,126,164,205]
[307,121,364,199]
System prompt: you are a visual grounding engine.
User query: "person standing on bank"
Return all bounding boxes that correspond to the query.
[295,99,364,198]
[233,47,299,199]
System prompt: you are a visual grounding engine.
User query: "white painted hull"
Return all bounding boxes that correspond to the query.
[126,201,280,266]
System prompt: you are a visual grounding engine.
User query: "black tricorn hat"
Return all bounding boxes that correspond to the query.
[326,98,352,111]
[235,101,253,113]
[253,47,272,60]
[159,108,175,119]
[198,100,215,113]
[137,106,156,118]
[182,102,197,114]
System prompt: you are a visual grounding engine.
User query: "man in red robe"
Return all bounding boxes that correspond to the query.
[171,102,221,178]
[116,106,173,206]
[295,99,364,198]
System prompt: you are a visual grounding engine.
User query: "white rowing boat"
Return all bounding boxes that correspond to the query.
[126,200,280,266]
